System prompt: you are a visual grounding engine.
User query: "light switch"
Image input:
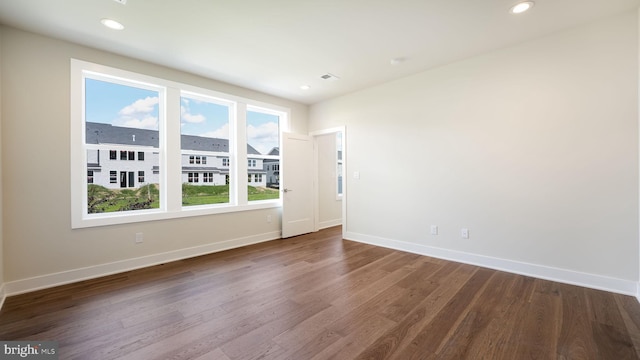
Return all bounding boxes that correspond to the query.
[353,171,360,179]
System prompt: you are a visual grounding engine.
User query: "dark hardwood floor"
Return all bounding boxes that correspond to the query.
[1,226,640,359]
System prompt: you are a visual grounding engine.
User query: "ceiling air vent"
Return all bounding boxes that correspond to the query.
[320,73,340,81]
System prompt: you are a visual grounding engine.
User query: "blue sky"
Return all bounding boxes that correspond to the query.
[85,78,280,155]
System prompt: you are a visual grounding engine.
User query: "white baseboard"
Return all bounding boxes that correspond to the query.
[5,231,282,296]
[345,231,638,297]
[319,218,342,230]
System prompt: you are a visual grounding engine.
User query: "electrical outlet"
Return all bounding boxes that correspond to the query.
[135,232,144,244]
[430,225,438,235]
[267,215,272,223]
[461,228,469,239]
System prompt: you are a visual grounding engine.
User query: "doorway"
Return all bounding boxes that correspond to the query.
[311,127,346,237]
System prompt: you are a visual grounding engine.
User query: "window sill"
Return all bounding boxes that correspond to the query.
[73,200,281,229]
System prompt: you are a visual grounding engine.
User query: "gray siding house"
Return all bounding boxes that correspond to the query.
[86,122,269,189]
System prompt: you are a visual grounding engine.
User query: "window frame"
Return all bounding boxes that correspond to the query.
[71,59,289,229]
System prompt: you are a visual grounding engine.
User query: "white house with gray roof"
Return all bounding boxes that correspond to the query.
[86,122,269,189]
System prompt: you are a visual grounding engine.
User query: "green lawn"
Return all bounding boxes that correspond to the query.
[88,184,159,213]
[182,184,229,205]
[88,184,279,213]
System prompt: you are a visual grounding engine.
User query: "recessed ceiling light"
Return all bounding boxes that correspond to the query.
[510,1,534,14]
[300,85,311,90]
[101,18,124,30]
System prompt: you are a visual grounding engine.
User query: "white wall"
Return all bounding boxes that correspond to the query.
[0,27,308,294]
[316,133,342,229]
[309,10,639,294]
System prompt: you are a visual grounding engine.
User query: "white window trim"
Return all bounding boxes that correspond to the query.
[71,59,288,229]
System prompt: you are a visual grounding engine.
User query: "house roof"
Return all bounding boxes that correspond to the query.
[86,122,261,155]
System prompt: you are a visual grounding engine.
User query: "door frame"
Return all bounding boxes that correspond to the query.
[309,126,346,239]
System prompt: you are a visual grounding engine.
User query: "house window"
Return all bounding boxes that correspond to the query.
[247,108,280,201]
[87,170,94,184]
[188,172,199,183]
[181,93,232,207]
[248,174,252,183]
[72,59,287,228]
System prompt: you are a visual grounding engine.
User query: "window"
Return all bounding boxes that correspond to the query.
[81,74,161,215]
[72,59,288,228]
[188,172,199,183]
[180,93,232,207]
[247,108,280,201]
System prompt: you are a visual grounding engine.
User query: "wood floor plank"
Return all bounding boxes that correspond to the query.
[1,226,639,359]
[556,283,601,359]
[350,264,479,360]
[433,271,515,359]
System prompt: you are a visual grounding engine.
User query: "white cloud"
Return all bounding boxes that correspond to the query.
[116,116,158,130]
[247,122,279,154]
[119,96,159,116]
[199,123,229,139]
[114,96,159,130]
[181,105,206,124]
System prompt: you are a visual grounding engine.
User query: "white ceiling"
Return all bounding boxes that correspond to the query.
[0,0,638,104]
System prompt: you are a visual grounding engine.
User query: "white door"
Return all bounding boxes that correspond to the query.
[282,132,314,238]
